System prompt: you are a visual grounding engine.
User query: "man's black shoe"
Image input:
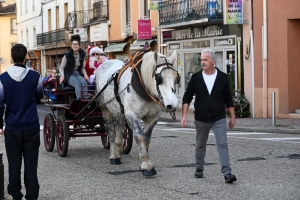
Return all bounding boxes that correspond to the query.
[194,168,203,178]
[224,173,237,183]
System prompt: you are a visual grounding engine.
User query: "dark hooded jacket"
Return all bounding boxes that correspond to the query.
[182,68,234,123]
[63,48,85,83]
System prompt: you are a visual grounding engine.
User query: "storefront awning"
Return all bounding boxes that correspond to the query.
[130,40,156,50]
[104,43,128,53]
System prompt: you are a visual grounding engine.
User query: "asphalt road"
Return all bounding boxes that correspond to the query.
[0,103,299,200]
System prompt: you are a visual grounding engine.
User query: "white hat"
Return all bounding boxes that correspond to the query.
[89,46,104,56]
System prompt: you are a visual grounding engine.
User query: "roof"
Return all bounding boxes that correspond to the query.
[0,3,16,14]
[104,43,128,53]
[129,40,156,51]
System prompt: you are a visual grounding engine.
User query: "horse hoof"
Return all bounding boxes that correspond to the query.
[110,158,121,165]
[142,168,157,176]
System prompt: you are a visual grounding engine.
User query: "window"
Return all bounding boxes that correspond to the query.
[11,19,17,34]
[126,0,131,23]
[33,27,36,47]
[21,30,23,44]
[25,0,28,14]
[32,0,35,11]
[144,0,150,19]
[20,1,22,15]
[26,29,29,48]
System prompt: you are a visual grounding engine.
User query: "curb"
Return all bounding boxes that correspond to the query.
[158,118,300,134]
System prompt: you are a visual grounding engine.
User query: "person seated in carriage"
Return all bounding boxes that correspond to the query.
[59,34,90,99]
[42,68,59,101]
[87,46,108,84]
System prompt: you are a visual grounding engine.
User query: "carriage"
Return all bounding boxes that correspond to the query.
[42,81,133,157]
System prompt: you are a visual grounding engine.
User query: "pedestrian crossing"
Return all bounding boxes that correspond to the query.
[157,127,300,143]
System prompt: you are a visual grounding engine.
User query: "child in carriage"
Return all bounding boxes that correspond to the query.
[87,46,108,84]
[42,68,59,101]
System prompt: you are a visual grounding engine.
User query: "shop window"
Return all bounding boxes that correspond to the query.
[184,53,202,86]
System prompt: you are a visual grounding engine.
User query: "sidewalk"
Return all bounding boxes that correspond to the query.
[159,110,300,134]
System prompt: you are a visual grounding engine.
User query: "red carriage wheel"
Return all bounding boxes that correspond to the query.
[122,122,133,154]
[55,115,69,157]
[43,113,56,152]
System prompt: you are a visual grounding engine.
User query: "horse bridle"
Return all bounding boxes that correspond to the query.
[152,57,180,102]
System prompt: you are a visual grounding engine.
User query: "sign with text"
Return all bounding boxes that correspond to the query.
[137,19,152,39]
[149,0,163,10]
[90,24,108,42]
[224,0,243,24]
[73,28,88,41]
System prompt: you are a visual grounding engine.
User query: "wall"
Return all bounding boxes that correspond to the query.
[0,13,17,73]
[243,0,254,117]
[252,0,300,117]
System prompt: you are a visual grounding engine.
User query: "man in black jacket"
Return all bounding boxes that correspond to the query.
[181,49,237,184]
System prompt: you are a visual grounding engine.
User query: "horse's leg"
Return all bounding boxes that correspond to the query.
[126,113,160,176]
[113,112,125,161]
[101,107,121,164]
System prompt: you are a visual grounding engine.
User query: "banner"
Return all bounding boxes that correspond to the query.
[137,19,152,40]
[224,0,243,24]
[149,0,163,10]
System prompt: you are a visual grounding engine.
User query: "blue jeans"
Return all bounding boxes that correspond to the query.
[4,128,40,200]
[194,118,232,175]
[67,71,88,99]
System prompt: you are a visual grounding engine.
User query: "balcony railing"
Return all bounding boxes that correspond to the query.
[158,0,223,26]
[37,28,68,47]
[64,1,108,31]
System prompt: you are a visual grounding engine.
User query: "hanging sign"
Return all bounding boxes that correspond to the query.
[224,0,243,24]
[149,0,163,10]
[137,19,152,39]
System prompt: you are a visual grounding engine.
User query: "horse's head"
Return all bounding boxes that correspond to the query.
[141,50,179,112]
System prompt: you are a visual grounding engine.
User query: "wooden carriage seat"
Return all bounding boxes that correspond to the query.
[57,75,75,93]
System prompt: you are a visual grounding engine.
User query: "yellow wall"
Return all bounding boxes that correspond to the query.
[0,13,17,73]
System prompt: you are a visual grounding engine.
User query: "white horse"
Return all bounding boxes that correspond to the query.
[95,50,179,176]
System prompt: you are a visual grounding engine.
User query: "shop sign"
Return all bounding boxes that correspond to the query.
[169,44,180,50]
[163,31,172,39]
[175,26,223,40]
[137,19,152,39]
[90,24,108,42]
[224,0,243,24]
[73,28,88,41]
[149,0,163,10]
[214,38,235,46]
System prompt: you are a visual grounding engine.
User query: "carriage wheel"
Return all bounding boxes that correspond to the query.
[43,113,56,152]
[55,115,69,157]
[101,122,133,154]
[122,123,133,154]
[101,135,110,149]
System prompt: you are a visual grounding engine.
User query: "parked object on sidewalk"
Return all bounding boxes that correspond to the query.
[226,90,251,118]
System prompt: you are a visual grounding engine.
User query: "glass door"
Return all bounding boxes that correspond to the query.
[225,50,236,96]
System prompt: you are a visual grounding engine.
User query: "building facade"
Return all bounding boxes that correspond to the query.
[157,0,243,106]
[243,0,300,119]
[0,0,17,73]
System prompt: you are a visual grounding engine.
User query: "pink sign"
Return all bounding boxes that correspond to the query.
[163,31,172,39]
[137,19,152,39]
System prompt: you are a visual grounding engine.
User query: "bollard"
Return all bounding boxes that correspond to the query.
[0,152,4,199]
[271,92,276,126]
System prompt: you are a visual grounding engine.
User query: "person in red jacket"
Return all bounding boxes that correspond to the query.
[84,44,95,78]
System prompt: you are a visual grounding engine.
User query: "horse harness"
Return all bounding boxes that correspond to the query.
[116,48,180,111]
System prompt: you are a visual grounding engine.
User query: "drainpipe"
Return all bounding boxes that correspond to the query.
[263,0,268,118]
